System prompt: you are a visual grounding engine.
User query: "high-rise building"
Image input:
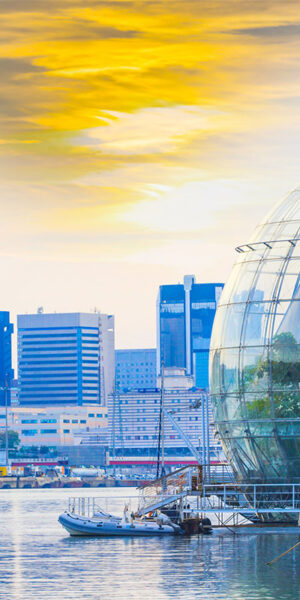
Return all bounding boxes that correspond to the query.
[17,312,114,406]
[0,312,14,406]
[115,349,156,391]
[157,276,224,388]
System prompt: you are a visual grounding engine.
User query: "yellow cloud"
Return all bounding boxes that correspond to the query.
[1,0,300,256]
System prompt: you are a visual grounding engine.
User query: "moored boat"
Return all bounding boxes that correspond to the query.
[58,511,182,536]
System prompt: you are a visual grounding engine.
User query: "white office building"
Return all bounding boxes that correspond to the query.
[18,312,115,406]
[108,386,221,468]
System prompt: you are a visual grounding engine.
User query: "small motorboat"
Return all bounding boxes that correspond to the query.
[58,511,183,537]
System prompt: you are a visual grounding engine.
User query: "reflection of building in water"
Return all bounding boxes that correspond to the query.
[210,187,300,493]
[160,536,300,600]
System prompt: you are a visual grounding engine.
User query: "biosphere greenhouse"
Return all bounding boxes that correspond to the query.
[210,187,300,484]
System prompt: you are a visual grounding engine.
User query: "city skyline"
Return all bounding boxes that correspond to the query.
[2,1,300,349]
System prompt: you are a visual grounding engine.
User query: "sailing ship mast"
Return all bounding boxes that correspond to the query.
[156,361,166,479]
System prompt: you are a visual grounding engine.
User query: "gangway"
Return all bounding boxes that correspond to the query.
[137,465,202,517]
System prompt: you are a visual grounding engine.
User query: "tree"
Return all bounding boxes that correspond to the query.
[245,332,300,419]
[0,430,20,450]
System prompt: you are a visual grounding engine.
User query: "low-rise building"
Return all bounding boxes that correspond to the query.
[0,405,108,448]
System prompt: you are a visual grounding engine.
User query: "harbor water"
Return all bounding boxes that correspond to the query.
[1,488,300,600]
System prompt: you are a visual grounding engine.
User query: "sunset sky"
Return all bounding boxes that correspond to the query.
[1,0,300,352]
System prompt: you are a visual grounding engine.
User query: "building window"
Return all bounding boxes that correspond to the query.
[40,419,57,423]
[80,420,86,423]
[21,419,38,424]
[63,429,70,433]
[88,414,95,417]
[40,429,57,434]
[21,430,38,436]
[63,419,70,423]
[72,420,78,423]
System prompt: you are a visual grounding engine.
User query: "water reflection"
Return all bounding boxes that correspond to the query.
[0,489,299,600]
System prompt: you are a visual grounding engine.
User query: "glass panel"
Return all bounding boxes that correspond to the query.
[274,220,300,239]
[274,300,300,343]
[248,421,274,436]
[250,222,282,243]
[231,260,260,303]
[227,425,262,474]
[263,241,291,260]
[264,189,300,223]
[218,303,246,349]
[277,259,300,301]
[251,437,285,479]
[225,393,245,421]
[244,392,272,419]
[209,349,221,394]
[242,302,272,347]
[250,259,284,302]
[236,247,265,263]
[211,394,227,423]
[219,348,240,394]
[241,346,270,393]
[270,338,300,418]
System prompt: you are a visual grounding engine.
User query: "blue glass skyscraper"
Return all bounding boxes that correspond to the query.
[0,311,14,406]
[157,276,224,388]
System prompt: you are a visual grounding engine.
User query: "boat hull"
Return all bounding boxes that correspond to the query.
[59,513,178,536]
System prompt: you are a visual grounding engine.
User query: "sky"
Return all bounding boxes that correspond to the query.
[1,0,300,355]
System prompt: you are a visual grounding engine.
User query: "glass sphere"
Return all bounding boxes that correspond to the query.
[210,187,300,483]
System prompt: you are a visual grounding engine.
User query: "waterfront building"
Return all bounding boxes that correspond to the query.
[0,311,14,406]
[108,386,221,467]
[157,276,224,388]
[115,348,156,391]
[210,186,300,484]
[0,404,108,448]
[17,312,115,406]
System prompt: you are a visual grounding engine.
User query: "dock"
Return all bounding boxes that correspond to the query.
[66,465,300,534]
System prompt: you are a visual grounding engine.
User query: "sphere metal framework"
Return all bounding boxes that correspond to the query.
[210,188,300,483]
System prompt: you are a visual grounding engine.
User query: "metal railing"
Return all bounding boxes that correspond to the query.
[198,483,300,513]
[67,496,139,518]
[67,483,300,521]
